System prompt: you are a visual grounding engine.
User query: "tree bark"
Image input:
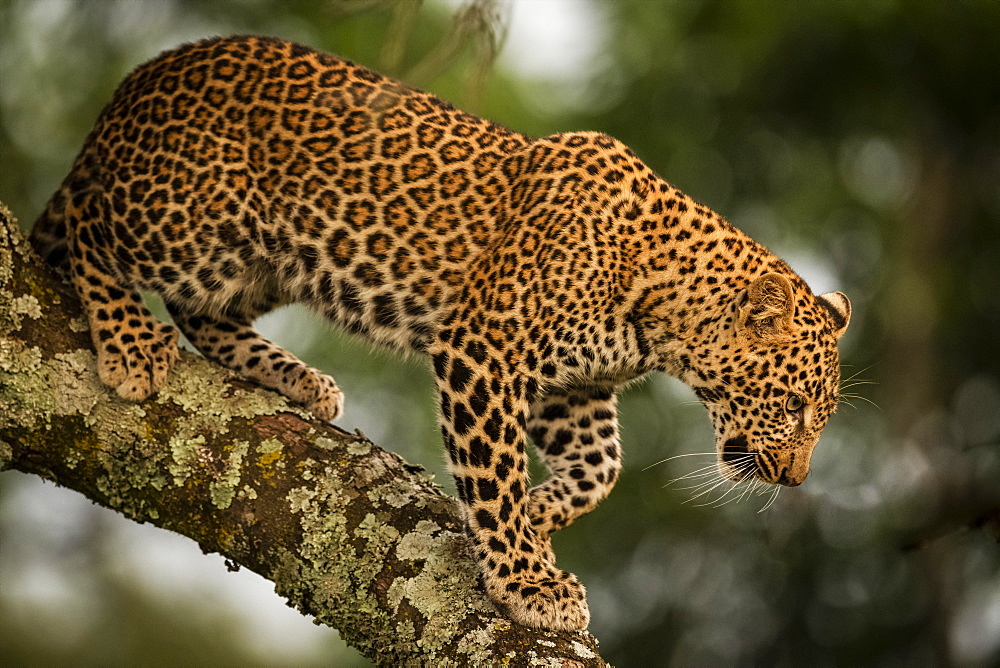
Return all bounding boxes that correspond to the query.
[0,202,608,666]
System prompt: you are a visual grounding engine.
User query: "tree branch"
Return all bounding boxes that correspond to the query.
[0,203,608,666]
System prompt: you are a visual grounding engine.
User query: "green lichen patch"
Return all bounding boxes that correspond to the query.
[209,439,249,509]
[0,214,43,335]
[352,453,390,487]
[313,435,341,452]
[0,208,17,289]
[257,437,284,454]
[271,549,365,638]
[455,627,497,662]
[414,492,459,519]
[0,293,42,334]
[387,528,493,655]
[287,484,317,513]
[256,437,286,472]
[157,356,308,430]
[298,505,350,566]
[0,340,124,436]
[273,456,443,658]
[346,439,371,456]
[79,403,170,516]
[0,338,43,374]
[270,547,337,620]
[367,476,417,508]
[12,294,41,319]
[169,433,206,486]
[0,338,50,429]
[51,349,102,420]
[570,640,598,659]
[279,519,374,636]
[353,512,400,586]
[526,653,572,667]
[287,460,352,559]
[396,519,443,561]
[394,619,417,645]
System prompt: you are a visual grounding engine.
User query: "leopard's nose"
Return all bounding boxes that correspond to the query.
[776,467,803,487]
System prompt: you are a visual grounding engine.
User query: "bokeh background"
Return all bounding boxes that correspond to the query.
[2,1,999,665]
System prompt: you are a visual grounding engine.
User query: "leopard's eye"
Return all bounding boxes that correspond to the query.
[785,394,804,413]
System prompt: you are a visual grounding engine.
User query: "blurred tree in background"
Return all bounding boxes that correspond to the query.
[1,1,998,665]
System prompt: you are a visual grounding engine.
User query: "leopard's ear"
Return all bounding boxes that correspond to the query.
[817,291,852,339]
[737,273,795,341]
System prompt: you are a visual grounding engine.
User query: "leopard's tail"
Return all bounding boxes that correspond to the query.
[30,152,97,274]
[29,187,73,272]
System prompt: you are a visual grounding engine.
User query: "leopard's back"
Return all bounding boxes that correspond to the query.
[44,35,530,351]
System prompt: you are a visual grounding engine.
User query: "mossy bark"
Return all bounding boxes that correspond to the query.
[0,203,609,667]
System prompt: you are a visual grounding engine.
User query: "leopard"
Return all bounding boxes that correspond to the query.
[30,35,851,632]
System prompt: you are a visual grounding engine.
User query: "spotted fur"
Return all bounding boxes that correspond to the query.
[31,36,851,631]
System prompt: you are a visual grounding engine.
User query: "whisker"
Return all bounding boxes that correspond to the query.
[672,460,726,477]
[684,471,742,502]
[666,464,730,487]
[704,487,741,508]
[839,393,882,410]
[643,452,717,471]
[658,445,788,512]
[687,481,735,505]
[669,476,726,491]
[839,384,877,396]
[671,467,752,491]
[754,482,774,497]
[700,468,757,508]
[663,454,753,487]
[735,478,761,504]
[758,485,781,513]
[840,379,878,388]
[840,363,877,384]
[712,477,756,508]
[689,462,757,506]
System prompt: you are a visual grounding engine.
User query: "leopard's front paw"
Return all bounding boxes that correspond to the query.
[300,368,344,421]
[487,568,590,631]
[97,322,180,401]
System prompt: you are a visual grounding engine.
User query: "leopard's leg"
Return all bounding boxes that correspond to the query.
[165,303,344,421]
[66,191,180,400]
[527,386,622,541]
[431,328,590,631]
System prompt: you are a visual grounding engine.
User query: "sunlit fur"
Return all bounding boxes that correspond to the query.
[30,35,851,631]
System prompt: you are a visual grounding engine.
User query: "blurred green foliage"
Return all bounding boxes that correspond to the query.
[2,1,999,666]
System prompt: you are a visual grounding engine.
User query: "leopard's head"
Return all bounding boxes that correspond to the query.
[681,272,851,487]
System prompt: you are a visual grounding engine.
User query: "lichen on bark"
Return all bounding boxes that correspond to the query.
[0,203,609,665]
